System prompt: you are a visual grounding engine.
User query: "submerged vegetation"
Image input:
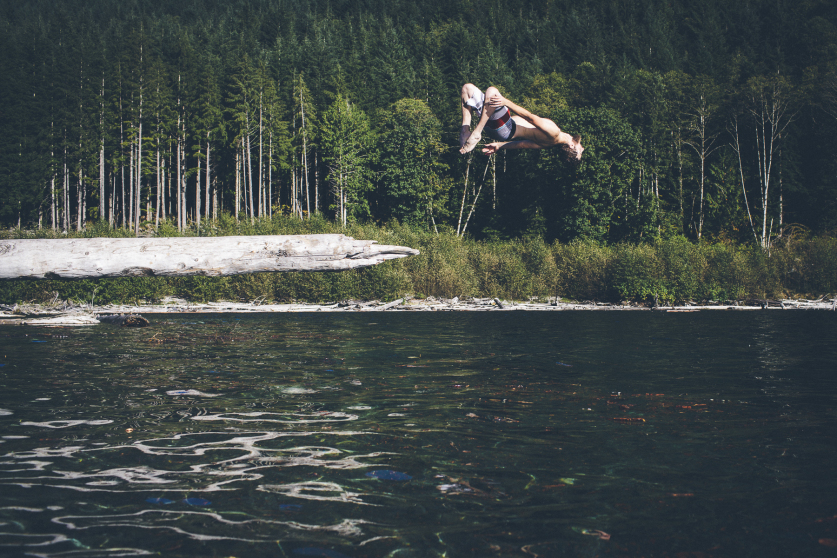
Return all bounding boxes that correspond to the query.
[1,217,835,305]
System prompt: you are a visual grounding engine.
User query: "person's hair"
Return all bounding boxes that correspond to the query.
[559,134,582,164]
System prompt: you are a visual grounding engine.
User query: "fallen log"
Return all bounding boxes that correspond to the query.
[0,235,419,279]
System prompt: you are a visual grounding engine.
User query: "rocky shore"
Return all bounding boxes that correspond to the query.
[1,295,835,326]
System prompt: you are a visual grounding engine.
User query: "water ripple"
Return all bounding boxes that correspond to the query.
[53,510,371,541]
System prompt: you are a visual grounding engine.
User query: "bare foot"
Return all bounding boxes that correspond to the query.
[459,130,481,154]
[482,142,502,155]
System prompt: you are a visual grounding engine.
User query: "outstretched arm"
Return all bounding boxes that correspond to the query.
[484,91,563,139]
[482,140,542,154]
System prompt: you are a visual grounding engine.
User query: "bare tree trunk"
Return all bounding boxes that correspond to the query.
[246,132,254,224]
[63,147,69,231]
[456,154,473,236]
[99,75,105,223]
[205,138,210,220]
[155,146,160,229]
[77,166,83,231]
[50,174,55,230]
[180,121,187,230]
[212,175,218,219]
[129,140,134,230]
[731,116,759,245]
[135,107,142,235]
[176,136,181,231]
[461,157,492,236]
[235,146,240,220]
[314,150,319,214]
[300,90,310,219]
[196,152,201,229]
[259,92,263,217]
[110,174,115,227]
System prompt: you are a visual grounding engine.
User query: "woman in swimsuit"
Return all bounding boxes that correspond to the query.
[459,83,583,162]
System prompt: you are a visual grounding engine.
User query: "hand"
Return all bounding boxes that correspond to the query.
[485,91,506,109]
[481,142,503,154]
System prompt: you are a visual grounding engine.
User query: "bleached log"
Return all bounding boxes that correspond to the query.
[0,235,419,280]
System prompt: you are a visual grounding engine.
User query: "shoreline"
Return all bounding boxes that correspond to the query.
[1,296,835,325]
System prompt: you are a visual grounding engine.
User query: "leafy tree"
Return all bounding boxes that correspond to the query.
[538,107,642,243]
[377,98,447,228]
[319,94,375,227]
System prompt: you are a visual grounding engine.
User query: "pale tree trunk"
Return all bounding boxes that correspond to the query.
[77,166,83,231]
[155,146,160,229]
[235,146,240,220]
[161,156,166,221]
[246,131,254,224]
[205,139,210,220]
[196,153,201,229]
[50,174,55,230]
[456,154,474,236]
[779,143,785,237]
[684,100,719,240]
[99,75,105,223]
[461,156,492,236]
[180,120,187,230]
[730,116,759,245]
[748,78,794,248]
[119,81,125,229]
[176,136,181,231]
[268,130,273,218]
[314,150,319,214]
[135,100,142,235]
[63,147,69,231]
[129,140,134,229]
[0,235,419,279]
[259,92,263,217]
[212,175,218,219]
[301,90,310,218]
[110,175,115,227]
[291,167,296,216]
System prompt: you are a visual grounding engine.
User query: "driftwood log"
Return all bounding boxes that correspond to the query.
[0,235,419,279]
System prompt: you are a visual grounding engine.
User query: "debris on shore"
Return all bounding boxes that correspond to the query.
[0,295,834,326]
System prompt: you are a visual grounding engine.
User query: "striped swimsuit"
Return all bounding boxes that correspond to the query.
[466,90,517,141]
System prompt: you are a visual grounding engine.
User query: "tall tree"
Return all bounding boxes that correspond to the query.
[319,94,375,227]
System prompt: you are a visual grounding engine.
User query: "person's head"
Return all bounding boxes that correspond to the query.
[559,134,583,164]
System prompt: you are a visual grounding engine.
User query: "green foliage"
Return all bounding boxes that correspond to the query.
[1,219,835,305]
[1,0,837,245]
[320,95,376,225]
[538,107,642,242]
[377,99,447,227]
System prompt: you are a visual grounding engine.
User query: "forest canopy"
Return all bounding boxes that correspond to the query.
[2,0,837,245]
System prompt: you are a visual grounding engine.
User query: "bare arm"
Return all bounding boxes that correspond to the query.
[485,93,537,125]
[482,140,542,154]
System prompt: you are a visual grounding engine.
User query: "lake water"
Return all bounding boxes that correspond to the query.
[1,311,836,558]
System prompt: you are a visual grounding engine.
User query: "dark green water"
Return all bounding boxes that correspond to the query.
[1,311,836,558]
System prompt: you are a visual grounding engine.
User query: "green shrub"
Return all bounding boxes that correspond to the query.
[1,215,835,304]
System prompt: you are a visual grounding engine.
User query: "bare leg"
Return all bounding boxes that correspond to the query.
[460,86,500,154]
[459,84,481,149]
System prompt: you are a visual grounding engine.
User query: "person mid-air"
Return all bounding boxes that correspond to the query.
[459,83,583,162]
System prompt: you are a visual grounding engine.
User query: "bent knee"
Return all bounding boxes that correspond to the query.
[485,86,500,96]
[461,83,479,97]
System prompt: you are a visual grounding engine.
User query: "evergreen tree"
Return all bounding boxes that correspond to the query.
[319,94,375,227]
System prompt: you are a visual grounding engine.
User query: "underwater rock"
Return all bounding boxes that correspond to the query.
[98,314,150,327]
[365,470,412,481]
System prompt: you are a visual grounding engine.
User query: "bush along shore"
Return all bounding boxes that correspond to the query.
[1,215,836,307]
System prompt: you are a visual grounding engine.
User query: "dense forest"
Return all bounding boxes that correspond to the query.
[2,0,837,246]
